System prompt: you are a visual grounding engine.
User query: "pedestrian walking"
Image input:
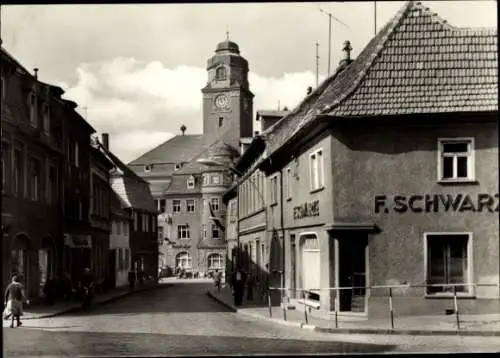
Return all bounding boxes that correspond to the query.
[128,269,136,290]
[246,272,255,301]
[4,275,26,328]
[214,270,222,292]
[80,268,95,311]
[231,269,245,306]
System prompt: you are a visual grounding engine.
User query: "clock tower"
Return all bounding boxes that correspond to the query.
[201,38,254,148]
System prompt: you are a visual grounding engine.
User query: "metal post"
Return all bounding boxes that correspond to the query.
[454,286,460,330]
[389,287,394,329]
[236,180,240,270]
[282,287,287,321]
[303,290,309,325]
[374,1,377,36]
[327,14,332,76]
[334,288,339,328]
[268,290,272,318]
[315,42,319,88]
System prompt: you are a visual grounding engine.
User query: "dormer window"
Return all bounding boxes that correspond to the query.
[42,103,50,135]
[187,175,195,189]
[218,117,224,127]
[144,165,152,173]
[174,163,182,171]
[28,92,37,127]
[216,67,227,81]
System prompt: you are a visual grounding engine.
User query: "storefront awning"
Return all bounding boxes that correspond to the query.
[64,234,92,248]
[325,222,380,234]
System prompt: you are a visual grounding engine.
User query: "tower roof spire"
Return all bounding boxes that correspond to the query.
[226,30,229,41]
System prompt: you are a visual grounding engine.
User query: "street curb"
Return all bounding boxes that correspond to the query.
[206,291,500,337]
[23,283,172,320]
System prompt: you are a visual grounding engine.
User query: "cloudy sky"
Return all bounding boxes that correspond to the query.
[1,1,497,163]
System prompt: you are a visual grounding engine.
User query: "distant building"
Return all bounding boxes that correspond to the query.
[128,39,256,275]
[109,189,132,288]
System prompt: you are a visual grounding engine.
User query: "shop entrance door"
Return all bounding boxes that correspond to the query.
[338,235,367,312]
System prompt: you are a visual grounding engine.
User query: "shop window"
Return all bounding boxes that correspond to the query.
[186,199,195,213]
[426,233,470,294]
[208,253,224,270]
[177,224,190,239]
[210,197,219,212]
[187,175,195,189]
[173,199,181,213]
[175,252,192,269]
[212,224,220,239]
[270,175,278,204]
[438,138,474,181]
[309,148,324,191]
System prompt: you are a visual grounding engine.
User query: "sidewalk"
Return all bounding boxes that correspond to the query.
[207,286,500,337]
[19,280,172,320]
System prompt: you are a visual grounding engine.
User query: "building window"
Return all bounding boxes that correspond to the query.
[174,163,181,171]
[13,149,23,197]
[158,225,164,241]
[210,198,219,212]
[175,252,192,269]
[219,117,224,127]
[144,165,152,173]
[133,212,138,231]
[177,225,190,239]
[270,175,278,204]
[309,149,324,191]
[47,165,57,205]
[438,138,474,181]
[142,214,149,232]
[202,224,207,238]
[285,167,292,199]
[230,201,237,217]
[187,175,195,189]
[216,66,227,80]
[28,92,37,127]
[426,233,471,295]
[208,254,224,270]
[1,142,8,193]
[186,199,195,213]
[211,174,220,185]
[1,75,5,102]
[74,142,79,167]
[29,157,41,201]
[173,199,181,213]
[159,199,166,213]
[42,103,50,135]
[203,174,208,185]
[124,221,129,236]
[212,224,220,239]
[117,221,122,235]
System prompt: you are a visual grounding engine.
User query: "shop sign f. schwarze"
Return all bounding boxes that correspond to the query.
[375,194,499,214]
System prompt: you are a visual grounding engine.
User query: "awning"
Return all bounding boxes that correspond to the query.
[64,234,92,248]
[325,222,380,234]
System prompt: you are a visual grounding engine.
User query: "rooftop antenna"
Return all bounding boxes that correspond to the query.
[315,42,320,88]
[278,100,280,111]
[319,7,350,77]
[374,1,377,36]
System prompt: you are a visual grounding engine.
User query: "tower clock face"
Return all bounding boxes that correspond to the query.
[214,94,229,109]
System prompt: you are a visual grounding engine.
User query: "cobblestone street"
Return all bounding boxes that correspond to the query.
[2,280,499,356]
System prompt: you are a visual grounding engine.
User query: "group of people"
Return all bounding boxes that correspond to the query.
[228,269,257,306]
[127,268,145,290]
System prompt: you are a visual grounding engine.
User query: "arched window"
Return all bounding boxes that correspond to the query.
[175,252,192,269]
[216,67,227,80]
[208,253,224,270]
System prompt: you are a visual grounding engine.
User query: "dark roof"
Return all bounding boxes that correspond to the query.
[265,0,498,154]
[163,173,201,195]
[95,142,157,213]
[128,134,205,165]
[216,40,240,54]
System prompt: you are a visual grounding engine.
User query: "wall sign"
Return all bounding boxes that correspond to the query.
[374,194,499,214]
[293,200,320,219]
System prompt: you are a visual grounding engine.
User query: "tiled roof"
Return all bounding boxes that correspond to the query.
[163,173,201,195]
[257,110,290,118]
[265,0,498,154]
[128,134,205,165]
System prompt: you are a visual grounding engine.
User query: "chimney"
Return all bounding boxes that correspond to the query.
[33,68,39,80]
[180,124,186,136]
[102,133,109,150]
[307,86,313,95]
[283,106,289,111]
[342,40,353,62]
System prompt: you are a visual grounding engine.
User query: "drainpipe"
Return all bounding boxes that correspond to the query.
[278,168,286,307]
